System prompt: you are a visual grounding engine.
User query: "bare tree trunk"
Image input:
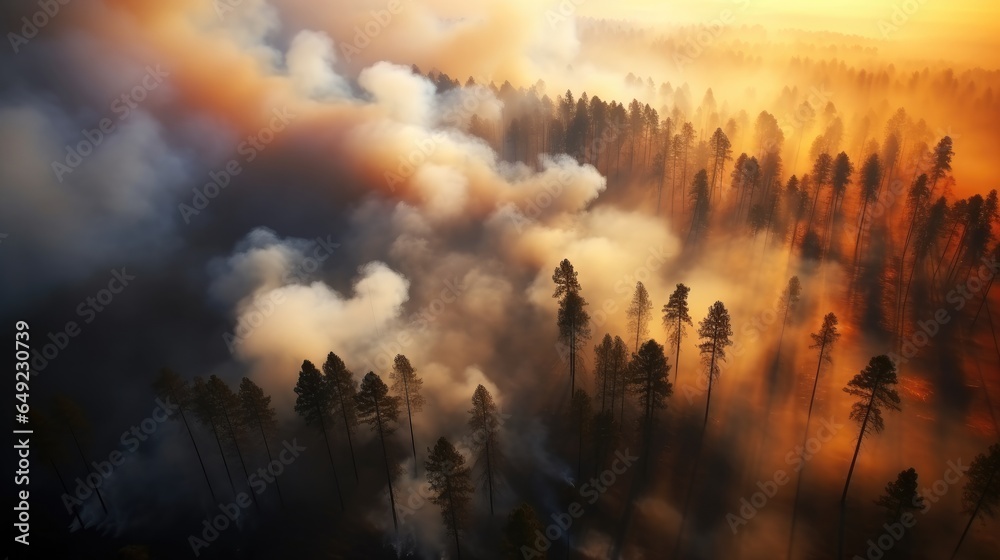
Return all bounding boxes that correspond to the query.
[251,407,284,509]
[932,222,961,288]
[402,376,419,478]
[895,207,921,342]
[673,317,683,385]
[179,406,216,502]
[218,397,260,512]
[570,324,576,397]
[335,388,359,482]
[316,407,345,512]
[374,399,399,532]
[841,387,877,504]
[67,426,108,515]
[608,361,617,420]
[600,351,609,413]
[577,403,584,481]
[704,343,718,428]
[52,460,86,529]
[444,476,462,559]
[209,418,238,499]
[787,339,828,558]
[852,195,871,270]
[484,418,495,515]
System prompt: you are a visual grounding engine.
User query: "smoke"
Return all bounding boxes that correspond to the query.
[3,0,997,557]
[286,30,352,99]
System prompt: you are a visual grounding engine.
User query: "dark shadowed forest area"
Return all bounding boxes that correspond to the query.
[3,1,999,559]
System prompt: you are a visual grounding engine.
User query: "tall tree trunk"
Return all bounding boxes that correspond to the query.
[316,406,345,511]
[899,253,923,352]
[209,418,238,499]
[775,302,792,368]
[67,427,108,514]
[52,460,86,529]
[445,477,462,559]
[374,399,399,532]
[619,365,627,429]
[485,425,495,516]
[704,341,718,428]
[793,129,804,174]
[645,365,654,447]
[945,226,971,286]
[853,195,871,269]
[336,388,359,483]
[895,207,921,341]
[841,386,878,504]
[570,323,576,397]
[179,406,217,502]
[577,404,584,481]
[950,462,998,560]
[671,150,679,220]
[402,376,419,478]
[219,398,260,512]
[674,317,683,384]
[804,183,823,242]
[838,382,880,559]
[251,407,284,509]
[600,351,608,413]
[628,134,635,175]
[971,275,995,327]
[932,222,961,288]
[609,351,620,426]
[787,339,828,558]
[682,151,690,216]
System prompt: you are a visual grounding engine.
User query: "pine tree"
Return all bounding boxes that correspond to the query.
[697,302,733,427]
[709,127,733,200]
[611,335,630,427]
[775,276,802,361]
[553,259,591,396]
[841,355,902,505]
[688,169,712,242]
[896,173,932,338]
[426,437,474,559]
[875,467,925,522]
[627,281,654,352]
[237,377,283,508]
[929,136,954,193]
[53,395,109,515]
[153,369,216,502]
[951,444,1000,559]
[293,360,344,511]
[821,151,852,252]
[853,153,882,262]
[391,354,424,477]
[469,384,502,515]
[192,377,239,500]
[804,313,841,435]
[788,314,842,559]
[627,339,673,450]
[323,352,359,481]
[207,375,259,511]
[594,334,615,412]
[356,372,402,531]
[662,283,693,384]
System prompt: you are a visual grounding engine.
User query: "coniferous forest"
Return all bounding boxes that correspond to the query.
[3,1,1000,559]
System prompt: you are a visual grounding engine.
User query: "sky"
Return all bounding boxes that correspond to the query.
[577,0,1000,64]
[1,0,997,557]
